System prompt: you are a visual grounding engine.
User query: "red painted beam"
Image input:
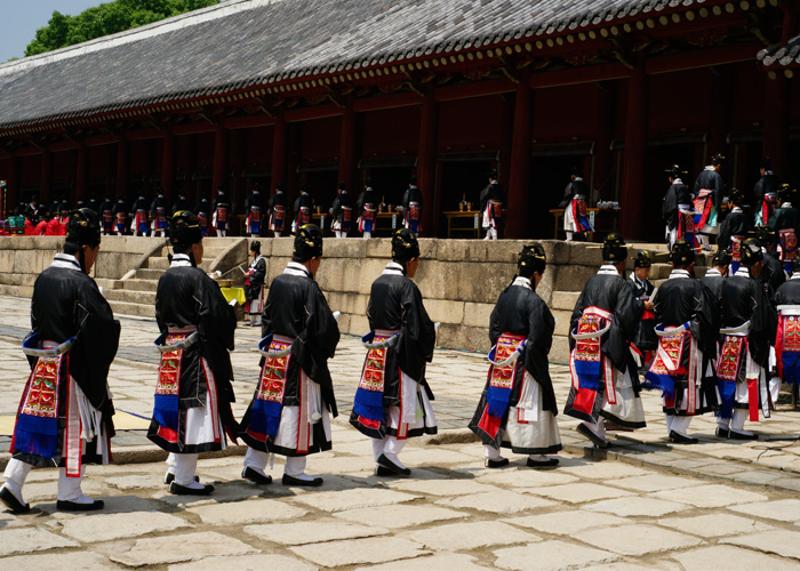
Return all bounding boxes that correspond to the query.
[224,114,276,130]
[15,145,46,156]
[125,128,166,141]
[284,104,343,123]
[530,63,631,89]
[645,43,759,75]
[434,78,514,102]
[83,133,120,147]
[172,122,216,136]
[352,92,420,112]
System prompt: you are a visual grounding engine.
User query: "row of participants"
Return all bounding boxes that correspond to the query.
[0,211,790,513]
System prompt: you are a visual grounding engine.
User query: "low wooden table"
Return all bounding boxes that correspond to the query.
[548,208,620,240]
[444,210,481,239]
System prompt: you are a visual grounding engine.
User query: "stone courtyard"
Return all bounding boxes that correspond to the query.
[0,296,800,569]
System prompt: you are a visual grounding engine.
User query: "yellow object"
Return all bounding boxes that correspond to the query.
[221,287,247,306]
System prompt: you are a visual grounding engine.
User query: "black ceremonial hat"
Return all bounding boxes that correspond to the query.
[518,243,546,274]
[293,224,323,262]
[712,249,732,267]
[664,164,687,178]
[602,233,627,262]
[711,153,726,165]
[741,238,763,267]
[392,228,420,262]
[669,240,695,266]
[634,250,652,268]
[66,208,101,248]
[169,210,203,248]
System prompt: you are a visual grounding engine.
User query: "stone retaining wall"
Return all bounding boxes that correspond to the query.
[0,236,167,298]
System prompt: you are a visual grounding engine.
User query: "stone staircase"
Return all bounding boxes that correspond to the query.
[102,237,247,319]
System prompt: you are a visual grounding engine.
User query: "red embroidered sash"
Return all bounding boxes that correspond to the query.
[779,228,798,264]
[21,355,62,419]
[156,333,185,398]
[717,336,745,382]
[256,338,292,405]
[693,189,714,228]
[216,207,228,223]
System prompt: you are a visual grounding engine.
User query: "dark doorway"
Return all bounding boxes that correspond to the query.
[643,142,697,243]
[360,165,413,209]
[530,153,588,239]
[299,167,338,217]
[437,157,497,237]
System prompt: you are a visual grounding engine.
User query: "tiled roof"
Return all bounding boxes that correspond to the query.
[757,35,800,68]
[0,0,725,132]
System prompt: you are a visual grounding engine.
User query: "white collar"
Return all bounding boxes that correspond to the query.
[382,261,405,276]
[734,268,750,278]
[672,177,684,185]
[574,177,583,182]
[51,253,82,271]
[764,170,774,176]
[705,268,722,277]
[782,202,793,208]
[669,269,691,279]
[250,255,264,266]
[512,276,532,290]
[283,261,311,278]
[170,253,192,268]
[704,165,716,172]
[791,273,800,281]
[731,207,743,213]
[598,264,619,276]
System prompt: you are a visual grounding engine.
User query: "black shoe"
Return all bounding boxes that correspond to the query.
[716,427,731,439]
[729,430,759,441]
[577,424,609,449]
[375,466,396,477]
[242,467,273,485]
[669,430,699,445]
[527,457,559,469]
[56,499,104,512]
[485,458,510,469]
[164,473,199,485]
[169,482,214,496]
[0,486,30,514]
[282,474,323,487]
[377,454,412,477]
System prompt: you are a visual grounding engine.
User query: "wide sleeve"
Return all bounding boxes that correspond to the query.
[717,217,732,251]
[614,280,639,341]
[749,280,775,367]
[252,258,267,289]
[662,187,677,225]
[569,289,587,351]
[305,282,340,360]
[200,275,236,352]
[402,281,436,364]
[524,296,558,414]
[488,296,503,346]
[73,280,121,410]
[696,282,720,359]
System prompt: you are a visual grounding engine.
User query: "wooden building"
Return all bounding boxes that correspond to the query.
[0,0,797,241]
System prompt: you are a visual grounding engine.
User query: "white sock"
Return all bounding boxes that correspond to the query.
[484,445,504,461]
[3,459,32,504]
[363,232,371,239]
[665,414,674,433]
[371,439,385,461]
[383,436,407,469]
[173,453,199,487]
[528,454,550,462]
[670,415,692,437]
[58,468,94,504]
[717,416,731,430]
[769,376,781,405]
[243,447,269,477]
[731,409,753,435]
[284,456,314,481]
[582,418,607,440]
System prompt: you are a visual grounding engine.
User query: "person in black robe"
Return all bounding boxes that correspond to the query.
[469,243,562,468]
[196,197,210,236]
[172,193,190,215]
[240,224,340,487]
[356,184,378,239]
[717,189,749,274]
[351,228,437,476]
[150,193,168,237]
[564,234,646,448]
[244,241,267,327]
[480,170,504,241]
[693,152,726,250]
[112,198,128,235]
[148,211,238,495]
[1,209,119,514]
[100,197,114,235]
[330,182,354,238]
[292,188,314,234]
[212,189,230,237]
[628,250,657,369]
[131,194,150,236]
[775,265,800,389]
[561,175,592,242]
[772,184,800,276]
[716,239,773,440]
[268,184,289,237]
[400,176,423,235]
[245,187,264,237]
[753,158,780,227]
[662,165,694,248]
[756,225,786,299]
[646,241,719,444]
[702,250,731,300]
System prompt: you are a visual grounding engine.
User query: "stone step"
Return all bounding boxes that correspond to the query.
[551,335,570,365]
[551,291,580,312]
[104,288,156,306]
[121,279,159,292]
[135,268,165,280]
[107,300,155,319]
[146,257,170,270]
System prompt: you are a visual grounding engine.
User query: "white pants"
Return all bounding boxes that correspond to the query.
[244,447,307,476]
[371,436,406,463]
[335,231,346,239]
[717,409,750,433]
[362,232,372,239]
[483,227,497,240]
[167,453,199,486]
[216,229,227,237]
[666,415,692,436]
[769,376,781,405]
[582,417,607,441]
[3,459,89,502]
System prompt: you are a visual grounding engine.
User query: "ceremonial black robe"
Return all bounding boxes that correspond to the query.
[628,274,657,351]
[717,208,749,252]
[245,256,267,303]
[559,178,588,208]
[173,195,190,214]
[693,167,725,214]
[149,257,238,451]
[662,180,692,230]
[293,192,314,221]
[753,172,780,205]
[196,198,210,216]
[720,273,773,369]
[330,190,353,226]
[269,190,288,210]
[357,188,378,212]
[762,251,786,302]
[480,181,504,212]
[701,270,726,301]
[14,255,120,467]
[776,278,800,306]
[246,190,263,212]
[401,185,423,211]
[772,204,800,233]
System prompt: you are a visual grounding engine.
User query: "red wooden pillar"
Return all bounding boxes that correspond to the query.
[212,125,226,194]
[417,91,437,234]
[620,66,648,239]
[74,145,87,203]
[709,67,732,159]
[763,75,790,175]
[338,104,356,190]
[160,133,175,200]
[116,139,128,199]
[271,116,286,191]
[593,82,614,201]
[2,156,17,217]
[506,75,532,239]
[40,149,51,204]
